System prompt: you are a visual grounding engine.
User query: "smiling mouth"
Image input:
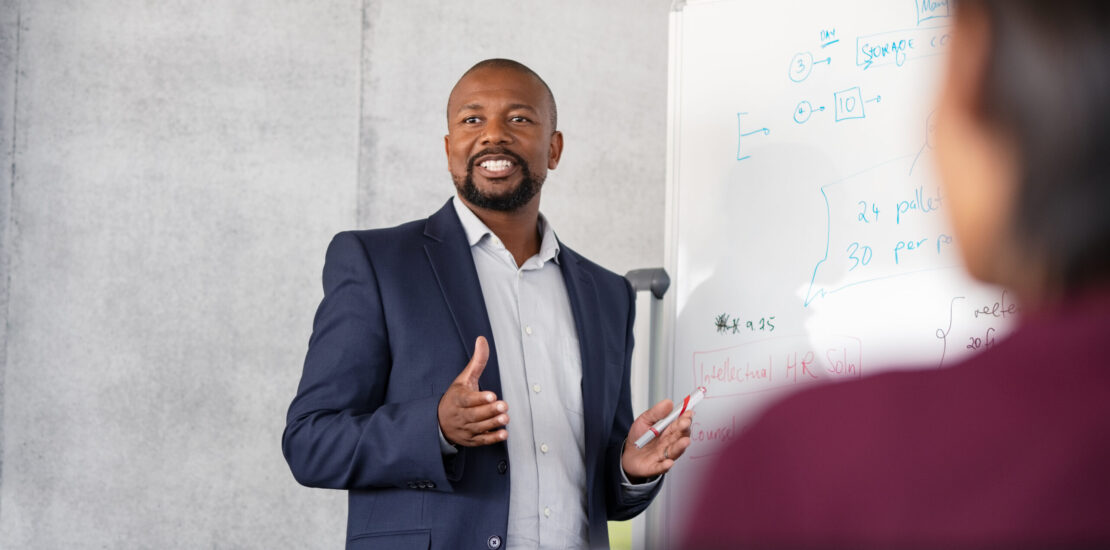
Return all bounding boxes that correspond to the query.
[479,158,514,175]
[471,152,523,180]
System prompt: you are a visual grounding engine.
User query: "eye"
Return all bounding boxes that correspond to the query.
[510,115,531,123]
[462,116,481,124]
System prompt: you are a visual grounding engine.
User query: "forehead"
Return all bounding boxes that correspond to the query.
[448,67,550,113]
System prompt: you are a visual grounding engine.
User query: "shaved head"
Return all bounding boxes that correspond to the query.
[448,58,557,129]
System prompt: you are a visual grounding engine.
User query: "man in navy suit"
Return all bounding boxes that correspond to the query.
[283,59,694,549]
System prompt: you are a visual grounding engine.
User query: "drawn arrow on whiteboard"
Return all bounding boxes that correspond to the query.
[866,95,882,103]
[813,57,832,65]
[741,128,771,137]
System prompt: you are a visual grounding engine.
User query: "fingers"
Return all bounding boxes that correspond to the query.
[458,399,508,424]
[662,431,692,462]
[621,409,696,478]
[444,397,508,446]
[454,336,490,389]
[465,429,508,446]
[438,367,509,448]
[467,412,510,434]
[453,390,499,409]
[638,398,674,426]
[658,410,694,461]
[664,410,694,437]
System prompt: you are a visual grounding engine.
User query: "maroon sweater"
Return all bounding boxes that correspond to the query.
[681,290,1110,549]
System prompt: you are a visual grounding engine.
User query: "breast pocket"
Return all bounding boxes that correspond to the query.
[558,336,585,417]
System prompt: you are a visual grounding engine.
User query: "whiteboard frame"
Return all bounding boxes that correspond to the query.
[651,2,687,548]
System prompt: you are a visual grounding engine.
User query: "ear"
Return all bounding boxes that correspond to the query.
[548,130,564,170]
[444,134,451,166]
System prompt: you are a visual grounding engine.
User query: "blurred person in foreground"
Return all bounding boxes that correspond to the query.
[682,1,1110,548]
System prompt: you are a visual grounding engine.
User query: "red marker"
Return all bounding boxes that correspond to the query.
[634,387,707,449]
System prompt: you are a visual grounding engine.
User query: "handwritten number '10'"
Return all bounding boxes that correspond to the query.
[847,242,873,271]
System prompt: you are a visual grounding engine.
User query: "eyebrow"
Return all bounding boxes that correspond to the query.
[456,103,539,114]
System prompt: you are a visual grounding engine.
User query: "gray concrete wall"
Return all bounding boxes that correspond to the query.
[360,0,671,275]
[0,0,17,522]
[0,1,361,547]
[0,1,670,547]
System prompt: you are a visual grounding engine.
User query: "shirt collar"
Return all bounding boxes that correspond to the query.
[452,195,561,265]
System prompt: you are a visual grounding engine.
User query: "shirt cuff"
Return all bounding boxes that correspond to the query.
[619,465,662,494]
[438,425,459,455]
[618,446,662,492]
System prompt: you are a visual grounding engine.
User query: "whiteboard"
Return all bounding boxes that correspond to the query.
[657,0,1018,544]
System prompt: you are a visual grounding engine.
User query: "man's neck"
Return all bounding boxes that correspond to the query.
[461,196,542,268]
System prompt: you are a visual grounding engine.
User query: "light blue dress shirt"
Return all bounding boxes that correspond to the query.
[444,197,658,550]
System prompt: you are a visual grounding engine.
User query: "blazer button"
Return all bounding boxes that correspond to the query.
[407,482,416,489]
[497,460,508,474]
[487,535,502,549]
[425,481,436,489]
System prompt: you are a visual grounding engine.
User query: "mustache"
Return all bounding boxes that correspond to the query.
[466,148,528,171]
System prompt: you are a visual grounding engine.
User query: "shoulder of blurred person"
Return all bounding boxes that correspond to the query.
[682,0,1110,548]
[681,286,1110,550]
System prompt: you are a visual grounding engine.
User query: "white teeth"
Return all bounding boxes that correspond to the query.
[480,159,513,172]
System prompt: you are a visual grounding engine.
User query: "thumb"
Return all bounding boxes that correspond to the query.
[639,398,675,426]
[456,336,489,388]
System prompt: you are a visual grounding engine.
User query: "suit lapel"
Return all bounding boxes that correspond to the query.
[423,200,503,397]
[558,244,609,472]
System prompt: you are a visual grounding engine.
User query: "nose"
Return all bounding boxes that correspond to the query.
[481,117,513,146]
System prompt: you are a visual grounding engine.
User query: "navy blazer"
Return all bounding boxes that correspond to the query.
[283,200,660,549]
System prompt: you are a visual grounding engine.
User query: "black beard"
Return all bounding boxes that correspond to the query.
[454,149,544,212]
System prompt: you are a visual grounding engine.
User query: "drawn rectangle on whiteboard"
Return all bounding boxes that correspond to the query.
[915,0,951,25]
[855,26,952,70]
[834,87,866,121]
[692,335,863,398]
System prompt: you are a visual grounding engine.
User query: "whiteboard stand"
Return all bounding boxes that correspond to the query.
[624,268,671,550]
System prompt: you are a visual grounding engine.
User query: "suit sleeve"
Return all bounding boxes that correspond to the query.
[282,232,457,491]
[603,278,663,519]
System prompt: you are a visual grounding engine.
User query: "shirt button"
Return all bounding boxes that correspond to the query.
[524,325,533,335]
[544,507,552,518]
[540,443,549,454]
[497,460,508,474]
[517,271,523,279]
[487,535,503,549]
[532,384,541,393]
